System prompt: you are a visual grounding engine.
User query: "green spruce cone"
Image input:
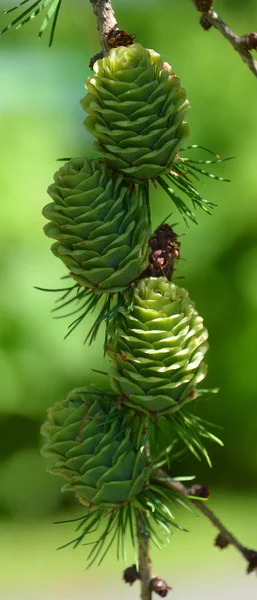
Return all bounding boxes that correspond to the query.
[41,387,150,508]
[107,277,208,414]
[81,43,190,181]
[43,157,150,292]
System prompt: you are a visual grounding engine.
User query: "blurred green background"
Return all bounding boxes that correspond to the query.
[0,0,257,597]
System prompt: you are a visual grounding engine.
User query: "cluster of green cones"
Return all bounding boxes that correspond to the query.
[41,42,230,341]
[37,40,227,565]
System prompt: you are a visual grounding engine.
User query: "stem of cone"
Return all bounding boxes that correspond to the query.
[137,435,152,600]
[137,510,152,600]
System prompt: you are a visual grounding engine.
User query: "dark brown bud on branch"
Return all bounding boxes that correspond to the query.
[193,0,212,11]
[150,577,172,597]
[200,15,212,31]
[242,549,257,574]
[189,484,210,499]
[242,33,257,52]
[215,533,230,550]
[123,564,140,585]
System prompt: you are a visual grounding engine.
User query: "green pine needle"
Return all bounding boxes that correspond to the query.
[157,146,233,225]
[1,0,63,45]
[35,279,124,344]
[163,405,223,468]
[141,181,151,231]
[157,175,197,224]
[54,478,192,566]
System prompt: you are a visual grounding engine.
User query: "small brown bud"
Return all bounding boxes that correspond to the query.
[150,577,172,597]
[123,564,140,585]
[215,533,230,550]
[194,0,212,11]
[200,15,212,30]
[189,484,210,499]
[243,549,257,574]
[242,33,257,51]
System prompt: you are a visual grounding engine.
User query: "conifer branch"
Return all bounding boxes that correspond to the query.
[136,435,153,600]
[154,470,257,573]
[190,2,257,78]
[136,511,152,600]
[89,0,117,55]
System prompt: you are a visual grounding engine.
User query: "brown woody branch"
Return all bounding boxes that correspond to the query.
[191,2,257,78]
[135,437,153,600]
[136,511,152,600]
[90,0,117,55]
[89,1,136,68]
[154,470,257,573]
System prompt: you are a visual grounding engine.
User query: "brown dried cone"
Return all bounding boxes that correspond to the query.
[107,28,136,48]
[194,0,212,11]
[141,224,181,280]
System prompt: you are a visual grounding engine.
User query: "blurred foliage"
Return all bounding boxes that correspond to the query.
[0,0,257,521]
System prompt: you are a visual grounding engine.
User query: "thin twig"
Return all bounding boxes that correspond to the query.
[191,2,257,78]
[153,470,256,567]
[136,435,152,600]
[136,511,152,600]
[90,0,117,55]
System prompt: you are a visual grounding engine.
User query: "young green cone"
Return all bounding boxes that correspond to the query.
[41,387,151,508]
[43,157,150,292]
[81,43,190,181]
[107,277,208,414]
